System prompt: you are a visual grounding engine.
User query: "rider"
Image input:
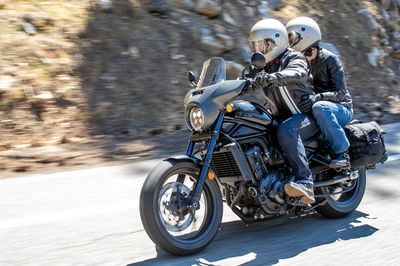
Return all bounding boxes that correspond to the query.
[248,19,318,204]
[286,17,353,167]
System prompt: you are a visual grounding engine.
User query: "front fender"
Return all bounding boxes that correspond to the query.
[164,155,202,168]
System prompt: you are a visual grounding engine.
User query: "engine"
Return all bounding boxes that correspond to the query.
[245,145,268,181]
[245,145,286,214]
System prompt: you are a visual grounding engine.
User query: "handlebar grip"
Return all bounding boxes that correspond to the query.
[242,79,255,94]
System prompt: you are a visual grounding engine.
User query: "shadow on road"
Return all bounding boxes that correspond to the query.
[128,211,378,265]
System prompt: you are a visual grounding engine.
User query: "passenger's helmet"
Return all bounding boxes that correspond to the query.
[285,17,321,52]
[248,19,289,64]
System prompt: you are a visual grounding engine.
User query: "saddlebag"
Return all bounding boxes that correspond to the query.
[345,121,388,168]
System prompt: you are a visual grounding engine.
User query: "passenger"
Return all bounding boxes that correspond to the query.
[248,19,318,204]
[286,17,353,167]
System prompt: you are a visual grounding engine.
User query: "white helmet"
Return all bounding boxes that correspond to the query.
[248,19,289,64]
[285,17,321,52]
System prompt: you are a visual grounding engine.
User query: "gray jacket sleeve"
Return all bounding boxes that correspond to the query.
[271,55,309,86]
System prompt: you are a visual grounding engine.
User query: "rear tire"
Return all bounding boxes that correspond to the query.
[139,159,223,255]
[315,168,366,218]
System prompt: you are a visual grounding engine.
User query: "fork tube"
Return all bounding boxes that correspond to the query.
[190,112,224,208]
[186,141,194,156]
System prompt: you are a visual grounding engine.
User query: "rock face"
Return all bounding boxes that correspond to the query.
[147,1,171,16]
[130,46,141,59]
[240,46,253,63]
[21,22,37,35]
[226,61,244,80]
[367,47,387,67]
[392,49,400,60]
[194,0,222,18]
[99,0,113,12]
[357,9,379,34]
[2,0,400,177]
[195,28,234,55]
[0,76,15,92]
[391,32,400,42]
[258,1,270,19]
[268,0,286,10]
[215,34,234,51]
[182,0,194,10]
[222,12,236,26]
[23,13,54,31]
[320,42,341,57]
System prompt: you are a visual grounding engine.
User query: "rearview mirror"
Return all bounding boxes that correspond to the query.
[250,52,266,69]
[186,71,197,87]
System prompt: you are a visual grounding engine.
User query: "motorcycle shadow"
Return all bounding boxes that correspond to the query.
[129,210,378,265]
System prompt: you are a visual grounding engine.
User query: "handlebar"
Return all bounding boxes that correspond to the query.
[241,78,255,94]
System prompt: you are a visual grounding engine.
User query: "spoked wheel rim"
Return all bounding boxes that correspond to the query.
[156,172,213,243]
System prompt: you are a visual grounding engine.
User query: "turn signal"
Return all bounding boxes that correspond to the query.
[207,171,215,180]
[226,104,234,112]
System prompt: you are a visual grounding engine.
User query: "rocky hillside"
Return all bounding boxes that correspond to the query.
[0,0,399,175]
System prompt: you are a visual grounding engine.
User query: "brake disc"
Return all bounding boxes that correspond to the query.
[158,182,194,232]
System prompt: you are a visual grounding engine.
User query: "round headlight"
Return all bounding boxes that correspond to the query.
[189,106,204,131]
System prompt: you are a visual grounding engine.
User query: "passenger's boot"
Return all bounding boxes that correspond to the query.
[330,152,350,168]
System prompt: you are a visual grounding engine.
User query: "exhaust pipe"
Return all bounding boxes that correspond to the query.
[314,171,359,188]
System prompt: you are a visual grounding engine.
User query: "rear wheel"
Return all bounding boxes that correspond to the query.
[315,168,366,218]
[139,159,223,255]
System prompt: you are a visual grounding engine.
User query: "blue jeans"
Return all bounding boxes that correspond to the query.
[277,114,319,184]
[312,101,353,154]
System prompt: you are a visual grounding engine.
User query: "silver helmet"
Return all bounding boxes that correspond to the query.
[248,19,289,64]
[285,17,321,52]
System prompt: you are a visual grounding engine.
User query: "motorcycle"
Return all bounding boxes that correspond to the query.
[139,53,387,255]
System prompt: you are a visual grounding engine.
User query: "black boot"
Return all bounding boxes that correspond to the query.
[284,182,315,204]
[330,152,350,168]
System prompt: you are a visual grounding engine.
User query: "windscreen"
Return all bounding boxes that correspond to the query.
[196,57,226,88]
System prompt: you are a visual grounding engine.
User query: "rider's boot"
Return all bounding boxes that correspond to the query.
[284,182,315,204]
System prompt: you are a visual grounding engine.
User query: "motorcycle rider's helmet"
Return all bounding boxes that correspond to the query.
[248,19,289,64]
[285,16,321,53]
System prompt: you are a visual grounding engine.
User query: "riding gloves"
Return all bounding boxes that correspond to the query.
[253,73,278,90]
[246,66,262,79]
[297,94,322,113]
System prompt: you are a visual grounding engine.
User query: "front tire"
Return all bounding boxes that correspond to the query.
[139,159,223,255]
[315,168,366,218]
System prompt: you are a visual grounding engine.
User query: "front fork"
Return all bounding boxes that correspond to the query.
[187,112,224,209]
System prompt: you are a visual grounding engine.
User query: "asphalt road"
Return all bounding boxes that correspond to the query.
[1,123,400,266]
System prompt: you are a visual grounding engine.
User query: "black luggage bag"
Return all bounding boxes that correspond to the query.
[344,121,388,168]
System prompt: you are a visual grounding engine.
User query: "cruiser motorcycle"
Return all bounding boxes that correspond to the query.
[139,54,387,255]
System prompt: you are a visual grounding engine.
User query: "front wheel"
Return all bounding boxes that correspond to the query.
[139,159,223,255]
[315,168,366,218]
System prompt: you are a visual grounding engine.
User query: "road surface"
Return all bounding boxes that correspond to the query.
[1,123,400,265]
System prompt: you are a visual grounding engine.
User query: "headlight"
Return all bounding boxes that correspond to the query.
[189,106,204,131]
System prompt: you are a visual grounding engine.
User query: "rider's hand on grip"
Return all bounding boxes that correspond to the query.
[253,73,277,90]
[245,65,262,79]
[242,78,256,93]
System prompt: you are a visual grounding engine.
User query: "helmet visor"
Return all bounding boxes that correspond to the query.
[249,39,277,55]
[288,31,302,48]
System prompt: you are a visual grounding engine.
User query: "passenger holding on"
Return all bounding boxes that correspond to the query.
[286,17,353,167]
[248,19,318,204]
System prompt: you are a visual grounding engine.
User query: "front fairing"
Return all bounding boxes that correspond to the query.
[197,57,226,88]
[184,80,247,132]
[184,57,247,132]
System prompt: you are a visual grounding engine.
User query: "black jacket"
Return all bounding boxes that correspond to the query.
[261,48,314,119]
[310,48,353,108]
